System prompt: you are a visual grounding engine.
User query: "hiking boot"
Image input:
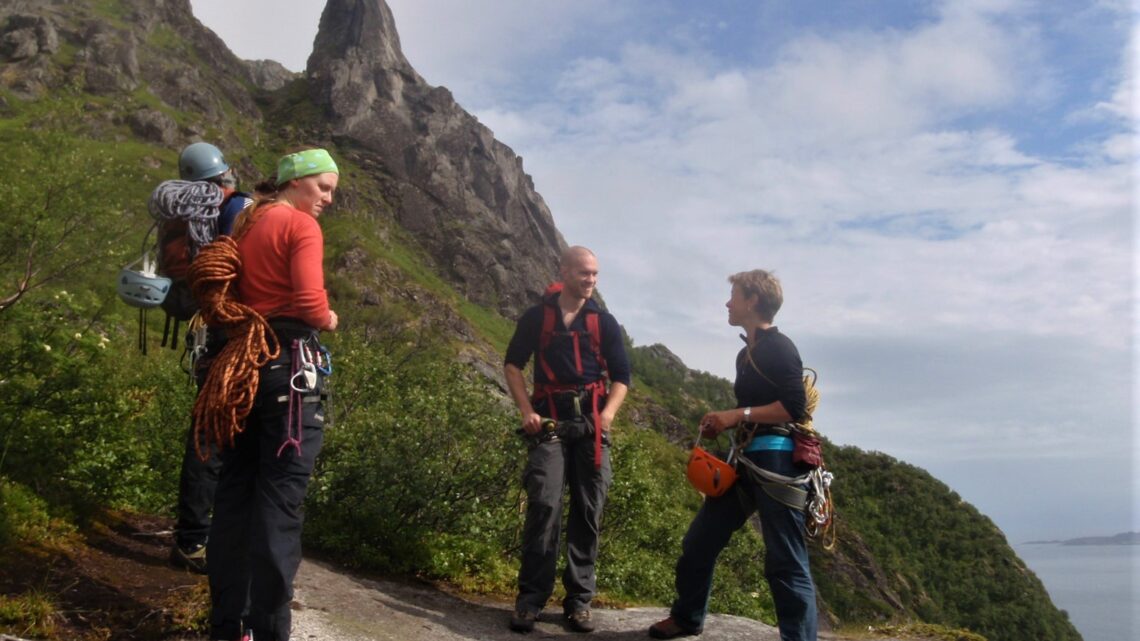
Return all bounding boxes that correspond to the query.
[169,542,208,574]
[648,616,700,639]
[509,609,538,633]
[566,608,595,633]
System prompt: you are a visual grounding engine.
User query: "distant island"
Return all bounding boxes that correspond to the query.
[1024,532,1140,546]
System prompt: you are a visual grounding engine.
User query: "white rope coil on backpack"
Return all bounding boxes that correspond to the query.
[148,180,224,257]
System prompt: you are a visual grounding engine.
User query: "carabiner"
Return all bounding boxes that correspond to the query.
[315,345,333,376]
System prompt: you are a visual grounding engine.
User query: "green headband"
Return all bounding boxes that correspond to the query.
[276,149,339,185]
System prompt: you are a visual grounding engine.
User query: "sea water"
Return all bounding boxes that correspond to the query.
[1013,543,1137,641]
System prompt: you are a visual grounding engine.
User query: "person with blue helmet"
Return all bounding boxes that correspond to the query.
[167,141,252,574]
[177,141,250,234]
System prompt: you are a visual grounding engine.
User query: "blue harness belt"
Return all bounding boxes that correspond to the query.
[744,433,794,453]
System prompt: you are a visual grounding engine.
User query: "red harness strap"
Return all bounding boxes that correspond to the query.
[537,301,605,381]
[534,286,610,469]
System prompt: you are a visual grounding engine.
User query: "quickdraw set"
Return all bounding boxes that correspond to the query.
[278,337,331,458]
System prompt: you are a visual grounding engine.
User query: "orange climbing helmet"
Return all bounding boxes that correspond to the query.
[686,444,737,497]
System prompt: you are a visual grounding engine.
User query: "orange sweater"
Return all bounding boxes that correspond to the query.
[236,203,331,329]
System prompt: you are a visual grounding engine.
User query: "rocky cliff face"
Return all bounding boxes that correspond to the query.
[1,0,259,146]
[307,0,566,318]
[2,0,561,320]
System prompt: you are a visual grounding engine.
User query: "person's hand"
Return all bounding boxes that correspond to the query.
[598,409,616,432]
[324,310,339,331]
[699,410,736,437]
[520,412,544,435]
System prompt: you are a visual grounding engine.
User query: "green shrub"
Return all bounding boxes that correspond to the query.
[0,478,76,549]
[304,329,524,586]
[0,590,59,638]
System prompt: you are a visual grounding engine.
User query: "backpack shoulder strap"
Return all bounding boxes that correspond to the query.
[537,295,559,382]
[584,308,606,375]
[218,191,252,237]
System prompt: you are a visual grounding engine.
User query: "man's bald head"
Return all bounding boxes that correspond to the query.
[560,246,596,270]
[559,246,599,301]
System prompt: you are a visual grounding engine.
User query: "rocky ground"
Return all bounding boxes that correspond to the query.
[0,512,933,641]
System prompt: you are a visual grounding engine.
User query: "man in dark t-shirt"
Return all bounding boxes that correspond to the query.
[503,246,631,634]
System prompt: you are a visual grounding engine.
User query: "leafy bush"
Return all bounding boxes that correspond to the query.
[304,329,525,591]
[0,287,191,518]
[0,478,77,549]
[0,129,189,520]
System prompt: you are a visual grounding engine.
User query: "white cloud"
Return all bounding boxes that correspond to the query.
[190,1,324,70]
[386,0,623,106]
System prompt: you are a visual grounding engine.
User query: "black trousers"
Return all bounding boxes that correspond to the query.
[174,426,221,548]
[207,351,325,641]
[175,339,227,549]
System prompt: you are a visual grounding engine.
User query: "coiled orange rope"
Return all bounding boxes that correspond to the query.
[187,234,280,460]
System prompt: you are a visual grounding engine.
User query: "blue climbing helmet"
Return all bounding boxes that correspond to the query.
[117,252,171,309]
[178,142,229,181]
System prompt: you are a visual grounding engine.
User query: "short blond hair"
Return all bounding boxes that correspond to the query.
[729,270,783,322]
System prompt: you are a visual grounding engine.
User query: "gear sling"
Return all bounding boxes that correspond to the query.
[533,284,608,468]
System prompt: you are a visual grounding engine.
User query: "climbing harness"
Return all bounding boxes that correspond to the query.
[734,455,836,550]
[531,381,608,467]
[531,283,611,468]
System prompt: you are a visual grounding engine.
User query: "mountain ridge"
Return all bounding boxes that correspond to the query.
[1023,531,1140,546]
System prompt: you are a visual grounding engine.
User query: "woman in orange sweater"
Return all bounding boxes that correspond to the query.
[204,149,339,641]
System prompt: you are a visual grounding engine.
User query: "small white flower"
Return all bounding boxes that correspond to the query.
[43,344,52,352]
[74,333,83,340]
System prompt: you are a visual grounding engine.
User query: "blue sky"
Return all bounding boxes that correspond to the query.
[189,0,1136,544]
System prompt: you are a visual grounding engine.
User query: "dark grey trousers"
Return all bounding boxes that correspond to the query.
[515,423,612,615]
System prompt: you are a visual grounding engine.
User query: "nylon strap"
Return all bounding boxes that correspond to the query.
[736,454,811,512]
[759,481,809,511]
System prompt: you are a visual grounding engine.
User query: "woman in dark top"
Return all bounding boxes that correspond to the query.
[650,269,817,641]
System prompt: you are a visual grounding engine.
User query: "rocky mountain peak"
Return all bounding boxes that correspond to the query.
[310,0,415,82]
[308,0,568,317]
